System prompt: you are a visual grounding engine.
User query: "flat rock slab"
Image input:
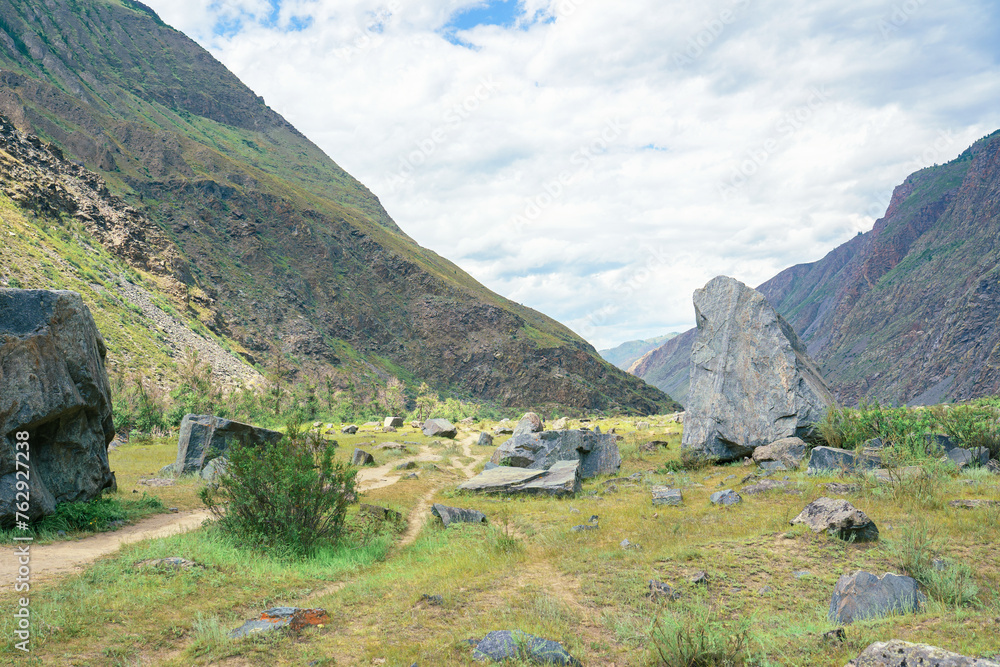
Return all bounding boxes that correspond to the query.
[135,557,202,570]
[176,414,282,476]
[459,462,581,497]
[651,486,683,506]
[138,478,176,487]
[871,466,923,484]
[830,571,922,624]
[472,630,580,665]
[949,499,1000,509]
[847,640,1000,666]
[490,429,621,479]
[229,607,328,638]
[431,503,487,527]
[808,446,882,474]
[791,497,879,542]
[742,479,793,495]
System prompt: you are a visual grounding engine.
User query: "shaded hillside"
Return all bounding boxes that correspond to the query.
[599,333,677,370]
[631,130,1000,407]
[0,0,676,414]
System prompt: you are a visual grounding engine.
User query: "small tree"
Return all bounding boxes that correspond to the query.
[200,423,357,557]
[415,382,438,421]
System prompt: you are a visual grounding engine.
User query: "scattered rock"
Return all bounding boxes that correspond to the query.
[793,570,811,579]
[681,276,834,462]
[741,479,793,495]
[822,628,846,643]
[382,426,397,433]
[925,433,959,454]
[175,414,282,476]
[376,442,410,451]
[571,515,599,532]
[947,446,990,469]
[493,419,515,435]
[752,437,808,472]
[351,449,375,466]
[649,580,681,601]
[987,459,1000,475]
[135,557,203,570]
[422,418,457,439]
[949,499,1000,509]
[550,417,568,430]
[459,461,582,497]
[229,607,328,639]
[396,461,418,470]
[758,586,773,595]
[341,424,358,434]
[690,571,708,585]
[472,630,580,665]
[360,504,402,522]
[710,489,742,506]
[383,416,403,429]
[871,466,924,484]
[620,538,639,549]
[791,497,879,542]
[639,440,670,453]
[807,446,881,474]
[418,593,444,606]
[636,421,651,430]
[403,472,419,480]
[829,571,923,624]
[825,482,860,494]
[477,432,494,447]
[513,412,545,437]
[431,503,487,527]
[490,429,621,479]
[460,417,476,425]
[651,486,683,506]
[846,639,1000,666]
[138,477,176,487]
[1,289,118,523]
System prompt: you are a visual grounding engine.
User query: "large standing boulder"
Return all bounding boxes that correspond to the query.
[490,429,620,478]
[175,415,282,476]
[847,640,1000,666]
[422,418,457,439]
[681,276,834,462]
[829,571,923,624]
[1,289,117,525]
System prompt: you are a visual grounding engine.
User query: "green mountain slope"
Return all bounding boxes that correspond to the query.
[631,130,1000,407]
[598,334,677,370]
[0,0,677,414]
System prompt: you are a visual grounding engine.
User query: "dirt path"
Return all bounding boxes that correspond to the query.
[2,509,210,582]
[355,443,444,492]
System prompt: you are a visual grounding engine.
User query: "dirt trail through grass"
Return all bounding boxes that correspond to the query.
[355,443,444,492]
[1,509,210,582]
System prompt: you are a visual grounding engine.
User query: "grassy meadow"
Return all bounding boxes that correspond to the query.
[1,416,998,666]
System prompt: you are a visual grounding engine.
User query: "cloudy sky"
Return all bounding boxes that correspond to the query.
[143,0,1000,350]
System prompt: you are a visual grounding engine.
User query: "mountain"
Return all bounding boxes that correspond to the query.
[631,130,1000,408]
[0,0,677,415]
[599,334,678,370]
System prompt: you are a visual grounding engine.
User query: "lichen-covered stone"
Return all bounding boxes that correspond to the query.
[830,571,923,624]
[791,497,879,542]
[490,429,620,479]
[847,639,1000,666]
[175,414,281,476]
[681,276,834,462]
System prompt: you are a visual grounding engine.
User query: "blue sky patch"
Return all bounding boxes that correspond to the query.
[448,0,521,31]
[211,0,312,37]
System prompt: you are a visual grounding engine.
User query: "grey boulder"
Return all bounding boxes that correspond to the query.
[422,418,457,438]
[383,416,403,429]
[175,415,282,476]
[472,630,580,665]
[807,446,881,474]
[341,424,358,434]
[847,640,1000,666]
[752,437,808,472]
[477,432,494,447]
[459,461,581,497]
[1,289,117,525]
[681,276,834,462]
[830,571,923,624]
[791,497,878,542]
[431,503,487,527]
[490,429,620,479]
[513,412,544,436]
[947,446,990,469]
[351,449,375,466]
[651,486,683,506]
[710,489,742,506]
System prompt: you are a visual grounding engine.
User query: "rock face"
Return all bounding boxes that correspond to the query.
[752,437,808,472]
[459,461,582,497]
[791,497,879,542]
[472,630,580,665]
[175,415,282,476]
[490,430,620,479]
[1,289,117,524]
[830,571,923,624]
[847,640,1000,666]
[422,418,457,439]
[681,276,834,462]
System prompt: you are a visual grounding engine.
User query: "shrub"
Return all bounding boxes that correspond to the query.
[818,402,940,461]
[200,423,357,558]
[936,402,1000,458]
[31,494,162,533]
[649,611,755,666]
[884,520,979,608]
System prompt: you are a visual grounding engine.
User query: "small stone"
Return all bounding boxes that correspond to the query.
[690,571,708,585]
[757,586,772,595]
[648,580,681,601]
[418,594,443,606]
[709,489,742,506]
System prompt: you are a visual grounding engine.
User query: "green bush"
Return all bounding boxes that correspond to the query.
[884,521,979,608]
[649,611,755,666]
[30,495,162,533]
[936,402,1000,458]
[818,402,940,461]
[200,423,357,558]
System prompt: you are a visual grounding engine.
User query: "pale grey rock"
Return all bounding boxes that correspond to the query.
[830,571,923,624]
[752,437,808,472]
[383,416,403,429]
[422,418,457,438]
[847,640,1000,666]
[200,457,228,483]
[792,497,878,542]
[477,432,494,447]
[651,486,683,506]
[431,503,486,527]
[513,412,544,437]
[681,276,834,462]
[489,429,620,479]
[351,449,375,466]
[710,489,741,506]
[341,424,358,434]
[459,462,581,497]
[550,417,568,430]
[807,446,882,473]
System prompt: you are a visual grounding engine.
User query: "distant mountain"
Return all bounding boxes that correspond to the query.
[599,334,678,370]
[631,130,1000,407]
[0,0,677,415]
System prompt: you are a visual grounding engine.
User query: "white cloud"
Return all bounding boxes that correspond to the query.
[144,0,1000,349]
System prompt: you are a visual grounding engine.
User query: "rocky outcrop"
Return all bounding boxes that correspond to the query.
[174,414,282,476]
[1,289,116,525]
[830,571,923,624]
[681,277,834,462]
[490,430,620,479]
[847,640,1000,666]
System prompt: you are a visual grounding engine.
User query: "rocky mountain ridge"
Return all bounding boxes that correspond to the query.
[631,129,1000,407]
[0,0,677,414]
